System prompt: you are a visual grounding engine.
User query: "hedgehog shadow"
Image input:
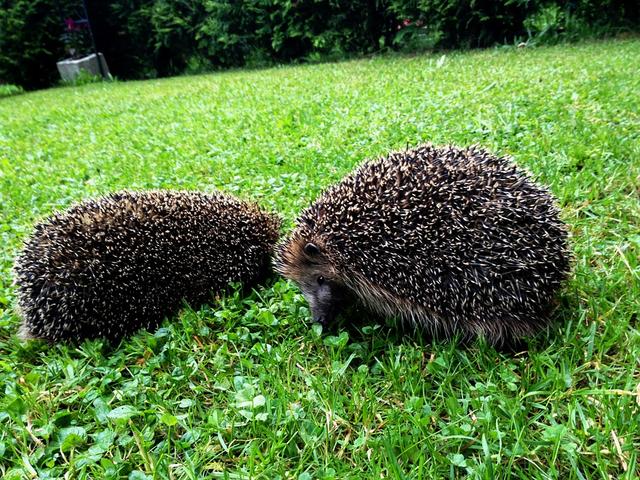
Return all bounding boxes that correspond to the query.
[327,302,559,357]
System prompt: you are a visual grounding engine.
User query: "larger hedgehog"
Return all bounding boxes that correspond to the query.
[276,145,571,346]
[14,190,281,342]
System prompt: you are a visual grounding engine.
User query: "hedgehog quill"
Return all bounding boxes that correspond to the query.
[14,190,281,342]
[276,145,571,346]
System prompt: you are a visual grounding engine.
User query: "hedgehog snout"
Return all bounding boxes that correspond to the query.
[299,279,347,327]
[313,312,329,326]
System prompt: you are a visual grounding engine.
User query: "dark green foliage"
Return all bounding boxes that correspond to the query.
[387,0,539,49]
[524,0,640,43]
[388,0,639,49]
[84,0,202,80]
[0,0,79,89]
[1,0,638,89]
[257,0,388,61]
[195,1,269,68]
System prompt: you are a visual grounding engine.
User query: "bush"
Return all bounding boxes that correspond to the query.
[387,0,541,49]
[0,0,80,89]
[525,1,639,43]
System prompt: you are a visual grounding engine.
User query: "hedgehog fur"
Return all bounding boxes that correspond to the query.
[275,144,571,346]
[14,190,281,342]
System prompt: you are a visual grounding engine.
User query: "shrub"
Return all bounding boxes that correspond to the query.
[525,1,640,43]
[0,0,80,89]
[387,0,541,49]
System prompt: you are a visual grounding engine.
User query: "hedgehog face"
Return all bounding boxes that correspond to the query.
[277,239,349,326]
[294,243,347,326]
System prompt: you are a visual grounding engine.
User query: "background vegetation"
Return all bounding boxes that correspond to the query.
[1,0,639,89]
[0,39,639,478]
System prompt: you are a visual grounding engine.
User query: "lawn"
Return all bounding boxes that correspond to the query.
[0,39,639,479]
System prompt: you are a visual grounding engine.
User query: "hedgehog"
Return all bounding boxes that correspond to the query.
[13,190,281,342]
[275,145,571,346]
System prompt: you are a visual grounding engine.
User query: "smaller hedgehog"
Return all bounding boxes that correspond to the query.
[14,190,281,342]
[276,145,571,346]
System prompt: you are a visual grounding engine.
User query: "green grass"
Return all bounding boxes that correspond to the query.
[0,84,24,99]
[1,39,639,479]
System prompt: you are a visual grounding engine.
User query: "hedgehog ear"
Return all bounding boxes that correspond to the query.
[303,243,320,256]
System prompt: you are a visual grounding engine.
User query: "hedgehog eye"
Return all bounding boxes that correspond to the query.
[317,276,325,286]
[304,243,320,256]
